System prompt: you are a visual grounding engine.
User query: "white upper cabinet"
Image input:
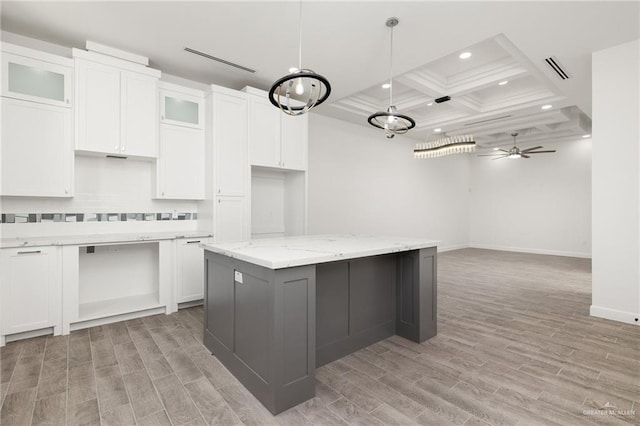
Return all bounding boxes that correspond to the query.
[249,94,281,167]
[245,87,308,171]
[157,124,205,200]
[280,111,308,170]
[155,83,205,200]
[0,43,73,198]
[212,88,248,196]
[1,98,73,197]
[74,49,160,159]
[121,71,158,157]
[1,48,72,108]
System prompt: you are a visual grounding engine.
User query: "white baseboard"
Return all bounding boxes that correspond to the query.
[438,244,470,253]
[469,243,591,259]
[590,305,640,325]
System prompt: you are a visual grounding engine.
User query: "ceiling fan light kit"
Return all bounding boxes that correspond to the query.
[414,135,476,159]
[478,132,556,160]
[268,1,331,116]
[367,17,416,139]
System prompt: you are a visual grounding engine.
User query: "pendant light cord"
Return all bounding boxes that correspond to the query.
[389,24,394,106]
[298,0,303,70]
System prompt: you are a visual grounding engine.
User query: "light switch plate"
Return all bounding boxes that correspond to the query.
[234,270,243,284]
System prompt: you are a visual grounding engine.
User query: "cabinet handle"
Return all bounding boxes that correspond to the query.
[218,199,221,203]
[161,115,165,120]
[161,191,165,196]
[65,99,70,104]
[217,189,221,193]
[18,250,41,255]
[65,189,69,194]
[186,240,201,244]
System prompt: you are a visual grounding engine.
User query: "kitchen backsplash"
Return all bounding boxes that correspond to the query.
[1,212,197,224]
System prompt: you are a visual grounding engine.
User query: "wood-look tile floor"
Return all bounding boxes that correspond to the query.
[1,248,639,425]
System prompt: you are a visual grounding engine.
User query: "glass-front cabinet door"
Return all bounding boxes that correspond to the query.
[2,52,72,108]
[160,89,204,129]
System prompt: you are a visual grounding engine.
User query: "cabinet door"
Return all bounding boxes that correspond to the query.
[75,59,120,154]
[157,124,204,200]
[161,90,203,129]
[214,92,248,196]
[215,196,247,242]
[2,53,71,108]
[121,71,158,158]
[281,112,308,171]
[1,247,60,335]
[1,98,73,197]
[176,239,209,304]
[249,94,281,167]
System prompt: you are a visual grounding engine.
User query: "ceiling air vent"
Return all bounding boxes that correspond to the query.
[544,56,570,80]
[434,96,451,103]
[184,47,256,73]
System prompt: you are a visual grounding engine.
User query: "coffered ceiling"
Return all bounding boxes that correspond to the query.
[1,1,638,147]
[329,34,590,147]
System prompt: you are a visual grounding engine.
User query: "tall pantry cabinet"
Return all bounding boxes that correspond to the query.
[202,85,250,242]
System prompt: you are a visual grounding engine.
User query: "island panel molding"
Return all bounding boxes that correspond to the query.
[202,234,438,414]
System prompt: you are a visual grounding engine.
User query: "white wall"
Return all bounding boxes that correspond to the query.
[591,39,640,325]
[306,114,470,251]
[469,137,592,258]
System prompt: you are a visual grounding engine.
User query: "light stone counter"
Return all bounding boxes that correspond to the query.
[201,234,439,269]
[1,231,212,248]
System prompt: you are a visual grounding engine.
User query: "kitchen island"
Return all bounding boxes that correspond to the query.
[201,235,438,414]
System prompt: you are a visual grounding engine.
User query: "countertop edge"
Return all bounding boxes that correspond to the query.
[202,240,439,269]
[1,231,213,249]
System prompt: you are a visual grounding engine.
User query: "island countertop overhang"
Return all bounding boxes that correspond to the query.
[201,234,439,269]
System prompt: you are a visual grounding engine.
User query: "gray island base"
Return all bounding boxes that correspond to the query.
[202,235,438,415]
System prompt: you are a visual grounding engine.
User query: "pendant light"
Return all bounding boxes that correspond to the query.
[367,17,415,139]
[268,1,331,116]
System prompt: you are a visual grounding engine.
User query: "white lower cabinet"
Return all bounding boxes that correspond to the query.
[175,237,212,308]
[0,247,61,342]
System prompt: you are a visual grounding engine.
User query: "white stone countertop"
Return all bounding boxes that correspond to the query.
[1,231,212,248]
[201,234,439,269]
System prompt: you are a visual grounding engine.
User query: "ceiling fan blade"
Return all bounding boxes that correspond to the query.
[491,155,508,160]
[498,149,511,153]
[478,154,504,157]
[521,146,543,153]
[527,150,556,154]
[521,153,531,158]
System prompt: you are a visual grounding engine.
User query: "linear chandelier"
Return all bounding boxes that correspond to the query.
[268,1,331,116]
[367,17,415,139]
[414,135,476,158]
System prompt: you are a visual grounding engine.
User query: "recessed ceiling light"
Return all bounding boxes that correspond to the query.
[434,128,442,133]
[427,102,433,106]
[498,80,508,86]
[582,134,591,138]
[541,104,552,110]
[381,83,391,89]
[459,52,472,59]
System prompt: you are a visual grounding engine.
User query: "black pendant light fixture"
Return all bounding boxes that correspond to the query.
[367,17,415,139]
[268,1,331,116]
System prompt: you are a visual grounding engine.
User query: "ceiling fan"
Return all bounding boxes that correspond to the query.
[479,132,556,159]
